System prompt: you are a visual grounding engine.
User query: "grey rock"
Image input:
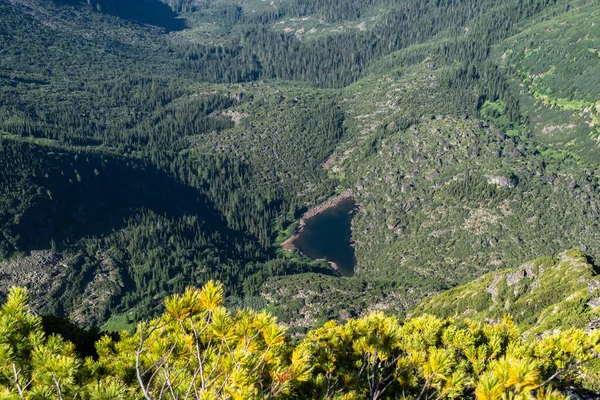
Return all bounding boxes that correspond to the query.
[587,318,600,331]
[506,269,525,286]
[588,279,600,294]
[587,298,600,310]
[486,274,503,301]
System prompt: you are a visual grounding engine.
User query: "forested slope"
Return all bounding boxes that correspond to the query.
[2,0,600,336]
[261,5,600,326]
[498,1,600,164]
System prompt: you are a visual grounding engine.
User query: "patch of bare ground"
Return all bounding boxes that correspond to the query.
[322,154,335,169]
[0,250,122,325]
[463,207,501,235]
[221,109,248,125]
[280,234,299,251]
[0,251,67,304]
[541,123,576,134]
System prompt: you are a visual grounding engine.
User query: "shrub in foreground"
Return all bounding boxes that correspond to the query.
[0,283,598,399]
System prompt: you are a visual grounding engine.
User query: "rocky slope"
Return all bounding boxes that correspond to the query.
[414,248,600,335]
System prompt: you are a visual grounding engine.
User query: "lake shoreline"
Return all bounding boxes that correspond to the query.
[280,190,355,275]
[299,189,354,223]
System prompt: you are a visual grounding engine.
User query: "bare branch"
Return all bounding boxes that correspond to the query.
[11,365,30,400]
[51,373,63,400]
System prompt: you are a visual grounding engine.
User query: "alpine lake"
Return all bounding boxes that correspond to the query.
[291,198,357,276]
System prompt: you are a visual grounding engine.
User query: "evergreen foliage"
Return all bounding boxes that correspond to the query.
[1,283,599,399]
[3,0,600,343]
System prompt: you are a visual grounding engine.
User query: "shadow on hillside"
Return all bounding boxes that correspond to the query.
[52,0,186,32]
[2,141,255,257]
[584,253,600,275]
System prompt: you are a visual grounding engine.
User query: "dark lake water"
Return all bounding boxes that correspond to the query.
[292,198,357,276]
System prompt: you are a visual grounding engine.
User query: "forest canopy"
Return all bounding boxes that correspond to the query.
[2,0,600,381]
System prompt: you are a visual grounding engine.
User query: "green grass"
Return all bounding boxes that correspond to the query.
[101,313,137,333]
